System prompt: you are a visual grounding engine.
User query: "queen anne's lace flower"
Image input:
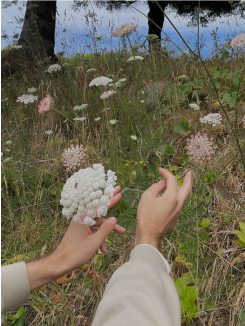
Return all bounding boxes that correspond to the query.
[73,104,88,111]
[89,76,113,87]
[112,23,138,37]
[38,95,52,113]
[27,87,37,93]
[200,113,222,127]
[47,64,61,73]
[127,56,144,62]
[230,33,245,48]
[189,103,199,111]
[62,144,86,171]
[60,164,117,226]
[100,90,116,99]
[45,130,53,135]
[185,133,218,164]
[17,94,38,104]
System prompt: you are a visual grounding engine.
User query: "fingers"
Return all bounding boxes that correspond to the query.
[159,168,178,194]
[92,217,117,250]
[93,217,126,234]
[178,170,192,205]
[100,241,107,253]
[107,192,122,209]
[147,179,166,197]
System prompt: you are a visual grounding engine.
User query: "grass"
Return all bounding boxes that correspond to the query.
[1,17,245,326]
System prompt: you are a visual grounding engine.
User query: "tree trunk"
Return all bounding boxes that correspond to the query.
[147,1,169,50]
[18,1,57,61]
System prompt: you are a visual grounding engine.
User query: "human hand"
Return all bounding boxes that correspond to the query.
[27,186,125,291]
[135,168,192,250]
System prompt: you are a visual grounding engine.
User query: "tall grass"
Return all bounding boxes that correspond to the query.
[1,3,245,325]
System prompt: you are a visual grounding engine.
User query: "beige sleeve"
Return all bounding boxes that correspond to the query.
[92,245,181,326]
[1,262,30,316]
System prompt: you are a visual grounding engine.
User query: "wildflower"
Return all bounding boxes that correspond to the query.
[87,68,96,73]
[60,164,117,225]
[200,113,222,127]
[140,160,144,164]
[6,141,12,145]
[73,104,88,111]
[125,162,129,166]
[61,144,87,171]
[27,87,37,93]
[112,23,138,37]
[182,51,190,57]
[38,95,52,113]
[189,103,199,111]
[47,64,61,73]
[94,34,104,40]
[140,100,145,104]
[17,94,38,105]
[88,12,96,18]
[185,133,218,164]
[100,90,116,99]
[3,157,11,163]
[109,120,117,124]
[230,33,245,48]
[45,130,53,135]
[73,117,87,121]
[95,117,101,121]
[131,135,137,140]
[127,56,144,62]
[89,76,113,87]
[145,34,158,41]
[131,44,143,51]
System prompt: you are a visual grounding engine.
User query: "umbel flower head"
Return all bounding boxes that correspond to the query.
[199,113,222,127]
[127,56,144,62]
[112,23,138,37]
[60,164,117,226]
[16,94,38,105]
[230,33,245,48]
[46,64,61,73]
[185,133,218,164]
[61,144,87,171]
[100,90,116,99]
[38,95,53,113]
[89,76,113,87]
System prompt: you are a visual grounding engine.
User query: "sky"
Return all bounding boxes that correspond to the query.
[1,1,245,58]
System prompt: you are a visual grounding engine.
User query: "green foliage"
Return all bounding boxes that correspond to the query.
[241,310,245,326]
[6,307,26,326]
[203,172,216,184]
[200,219,210,228]
[173,120,191,133]
[175,273,199,323]
[235,222,245,248]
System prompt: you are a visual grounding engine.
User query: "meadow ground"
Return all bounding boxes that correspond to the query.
[1,26,245,326]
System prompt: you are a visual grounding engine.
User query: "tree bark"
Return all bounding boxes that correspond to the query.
[147,1,169,50]
[18,1,57,61]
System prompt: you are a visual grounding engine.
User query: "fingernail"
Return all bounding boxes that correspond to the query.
[158,179,164,183]
[110,217,117,225]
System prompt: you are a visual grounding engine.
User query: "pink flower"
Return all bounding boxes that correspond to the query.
[185,133,218,164]
[61,144,87,171]
[38,95,53,113]
[230,33,245,48]
[100,90,116,100]
[112,23,138,37]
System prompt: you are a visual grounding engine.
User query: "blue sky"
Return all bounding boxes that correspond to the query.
[1,1,245,58]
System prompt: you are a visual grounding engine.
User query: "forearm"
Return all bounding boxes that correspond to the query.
[134,225,161,251]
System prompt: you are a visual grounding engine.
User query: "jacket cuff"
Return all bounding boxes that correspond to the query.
[2,261,30,313]
[130,244,171,274]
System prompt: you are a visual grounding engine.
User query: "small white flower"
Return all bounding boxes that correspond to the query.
[27,87,37,93]
[127,56,144,62]
[45,130,53,135]
[118,78,127,83]
[95,117,101,121]
[89,76,113,87]
[16,94,38,104]
[182,51,190,57]
[131,135,137,140]
[140,100,145,104]
[189,103,199,111]
[88,12,96,18]
[86,68,96,73]
[47,64,61,73]
[200,113,222,127]
[6,140,12,145]
[109,120,117,124]
[73,117,87,121]
[3,157,11,163]
[73,104,88,111]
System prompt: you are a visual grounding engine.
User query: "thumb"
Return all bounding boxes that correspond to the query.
[92,217,117,249]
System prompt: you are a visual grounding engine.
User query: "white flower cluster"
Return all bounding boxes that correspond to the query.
[200,113,222,127]
[47,64,61,73]
[16,94,38,104]
[45,130,53,135]
[73,104,88,111]
[127,56,144,62]
[73,117,87,121]
[100,90,116,99]
[60,164,117,226]
[89,76,113,87]
[189,103,199,111]
[27,87,37,93]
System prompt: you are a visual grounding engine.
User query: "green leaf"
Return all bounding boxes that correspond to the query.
[204,298,215,310]
[176,175,183,187]
[12,312,26,326]
[6,314,14,322]
[14,307,24,319]
[226,72,234,79]
[173,120,190,133]
[233,71,240,86]
[235,230,245,244]
[239,222,245,236]
[201,219,210,228]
